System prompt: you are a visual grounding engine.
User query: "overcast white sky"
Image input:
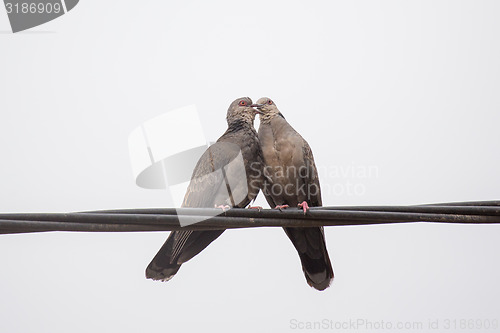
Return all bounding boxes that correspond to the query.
[1,1,499,332]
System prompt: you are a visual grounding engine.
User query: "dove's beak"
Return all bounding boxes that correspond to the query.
[250,103,264,114]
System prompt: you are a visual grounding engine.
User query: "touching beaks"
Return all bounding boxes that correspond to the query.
[250,103,264,114]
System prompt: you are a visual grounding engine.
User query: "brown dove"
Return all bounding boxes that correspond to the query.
[255,97,334,291]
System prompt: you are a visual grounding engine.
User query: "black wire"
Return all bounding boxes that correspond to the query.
[1,200,500,235]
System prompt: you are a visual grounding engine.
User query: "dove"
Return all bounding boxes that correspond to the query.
[255,97,334,291]
[146,97,264,281]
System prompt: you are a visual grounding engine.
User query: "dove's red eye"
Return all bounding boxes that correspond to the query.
[239,100,247,106]
[267,100,273,105]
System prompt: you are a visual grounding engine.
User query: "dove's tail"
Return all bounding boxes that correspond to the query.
[146,230,224,281]
[284,226,334,291]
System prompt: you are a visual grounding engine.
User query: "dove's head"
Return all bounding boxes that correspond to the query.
[254,97,282,123]
[226,97,261,125]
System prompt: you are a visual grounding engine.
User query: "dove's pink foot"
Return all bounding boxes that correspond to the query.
[274,205,289,211]
[247,206,263,211]
[298,201,310,214]
[215,204,230,212]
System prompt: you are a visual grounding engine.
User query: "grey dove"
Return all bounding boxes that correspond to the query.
[146,97,264,281]
[255,97,334,291]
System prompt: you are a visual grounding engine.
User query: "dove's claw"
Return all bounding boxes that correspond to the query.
[298,201,310,214]
[215,204,230,212]
[274,205,289,211]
